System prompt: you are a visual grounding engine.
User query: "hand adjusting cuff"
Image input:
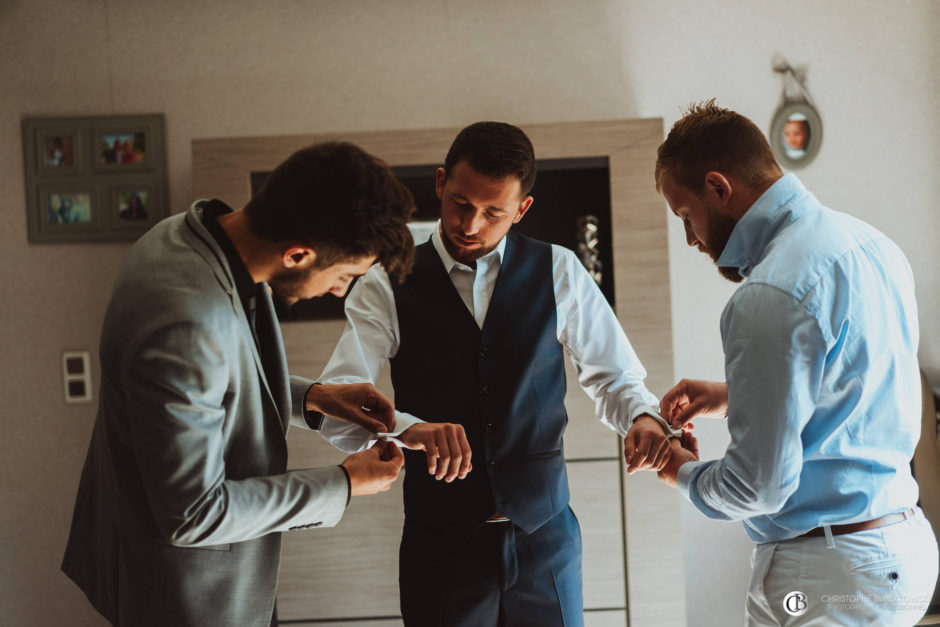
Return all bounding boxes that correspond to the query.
[634,411,683,438]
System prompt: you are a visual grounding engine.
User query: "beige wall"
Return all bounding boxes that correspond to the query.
[1,1,937,626]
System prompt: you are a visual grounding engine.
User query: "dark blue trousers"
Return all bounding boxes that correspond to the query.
[399,506,584,627]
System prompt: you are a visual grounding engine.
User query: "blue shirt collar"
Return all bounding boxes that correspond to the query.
[716,173,810,277]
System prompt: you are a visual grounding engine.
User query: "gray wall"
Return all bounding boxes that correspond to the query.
[1,1,937,626]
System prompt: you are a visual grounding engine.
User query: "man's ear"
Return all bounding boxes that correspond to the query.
[282,245,316,269]
[512,196,534,224]
[704,171,733,207]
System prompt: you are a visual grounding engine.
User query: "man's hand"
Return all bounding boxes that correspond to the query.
[306,383,394,433]
[397,423,472,482]
[678,426,699,458]
[341,441,404,496]
[623,415,673,474]
[656,431,700,488]
[660,379,728,429]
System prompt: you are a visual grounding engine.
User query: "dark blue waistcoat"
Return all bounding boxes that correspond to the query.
[390,232,569,535]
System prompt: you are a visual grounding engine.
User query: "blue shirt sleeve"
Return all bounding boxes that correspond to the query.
[679,282,827,520]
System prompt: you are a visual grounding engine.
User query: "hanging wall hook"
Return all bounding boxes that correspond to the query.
[769,56,823,170]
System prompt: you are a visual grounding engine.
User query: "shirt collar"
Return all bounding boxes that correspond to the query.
[199,199,258,308]
[716,173,810,278]
[430,220,507,273]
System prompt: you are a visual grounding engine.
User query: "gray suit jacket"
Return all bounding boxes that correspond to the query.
[62,203,349,626]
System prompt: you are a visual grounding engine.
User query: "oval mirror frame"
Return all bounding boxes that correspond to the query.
[769,101,823,170]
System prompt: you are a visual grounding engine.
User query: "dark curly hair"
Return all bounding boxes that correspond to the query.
[244,142,415,281]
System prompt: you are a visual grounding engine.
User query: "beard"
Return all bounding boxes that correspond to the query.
[441,228,497,266]
[702,200,744,284]
[268,264,318,305]
[717,264,744,283]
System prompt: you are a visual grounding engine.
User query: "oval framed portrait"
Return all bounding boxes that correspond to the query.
[769,101,823,169]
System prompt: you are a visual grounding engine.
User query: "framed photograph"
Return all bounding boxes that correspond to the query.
[93,123,154,172]
[22,114,167,243]
[33,185,100,240]
[37,128,81,175]
[769,101,823,170]
[110,182,162,230]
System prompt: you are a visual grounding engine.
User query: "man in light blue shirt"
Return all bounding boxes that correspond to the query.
[654,101,938,625]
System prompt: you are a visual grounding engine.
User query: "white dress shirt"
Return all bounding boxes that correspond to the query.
[318,223,671,452]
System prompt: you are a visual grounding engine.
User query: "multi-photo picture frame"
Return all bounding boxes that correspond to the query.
[22,114,167,243]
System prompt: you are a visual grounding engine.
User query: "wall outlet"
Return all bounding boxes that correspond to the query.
[62,351,92,404]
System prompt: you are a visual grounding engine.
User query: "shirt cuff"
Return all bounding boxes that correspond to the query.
[337,464,351,507]
[632,405,683,438]
[356,411,424,449]
[676,459,706,501]
[392,410,424,433]
[677,459,729,520]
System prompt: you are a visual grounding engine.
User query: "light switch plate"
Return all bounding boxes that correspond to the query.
[62,350,92,404]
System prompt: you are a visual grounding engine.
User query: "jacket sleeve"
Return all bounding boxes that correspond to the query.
[121,318,349,547]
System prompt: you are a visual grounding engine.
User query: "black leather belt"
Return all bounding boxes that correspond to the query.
[797,508,917,539]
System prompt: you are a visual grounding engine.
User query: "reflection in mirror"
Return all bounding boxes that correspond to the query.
[769,101,823,170]
[782,113,810,159]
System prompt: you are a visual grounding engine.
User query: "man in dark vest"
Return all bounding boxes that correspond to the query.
[317,122,677,626]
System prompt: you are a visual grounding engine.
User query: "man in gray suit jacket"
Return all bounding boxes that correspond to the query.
[62,142,416,626]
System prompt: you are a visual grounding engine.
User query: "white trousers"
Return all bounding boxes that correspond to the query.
[746,508,938,626]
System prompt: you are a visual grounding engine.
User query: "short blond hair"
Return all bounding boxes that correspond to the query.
[655,100,781,195]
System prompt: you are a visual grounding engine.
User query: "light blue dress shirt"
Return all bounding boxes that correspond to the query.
[677,174,922,543]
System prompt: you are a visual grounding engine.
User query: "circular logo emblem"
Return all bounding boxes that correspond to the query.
[783,591,809,616]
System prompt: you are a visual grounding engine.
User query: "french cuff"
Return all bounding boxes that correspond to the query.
[391,410,424,434]
[631,405,683,438]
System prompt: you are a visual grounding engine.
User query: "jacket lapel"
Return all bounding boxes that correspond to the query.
[181,205,287,434]
[254,285,291,431]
